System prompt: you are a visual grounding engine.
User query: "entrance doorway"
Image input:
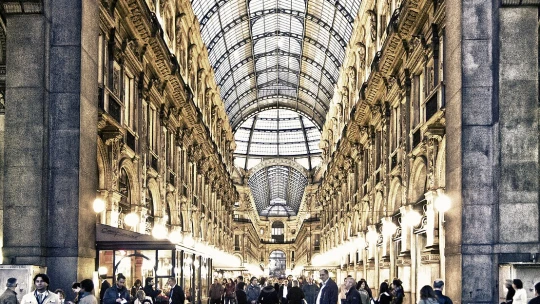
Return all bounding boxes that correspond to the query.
[269,250,286,277]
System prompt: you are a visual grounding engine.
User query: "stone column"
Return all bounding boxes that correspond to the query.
[2,0,99,291]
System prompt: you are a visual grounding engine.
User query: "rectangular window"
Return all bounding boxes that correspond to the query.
[411,73,424,128]
[148,105,157,152]
[123,72,136,131]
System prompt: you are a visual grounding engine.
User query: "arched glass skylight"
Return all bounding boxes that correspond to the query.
[234,109,322,170]
[190,0,362,129]
[248,165,308,216]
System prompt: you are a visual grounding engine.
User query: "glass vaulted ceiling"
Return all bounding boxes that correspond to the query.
[191,0,362,217]
[191,0,362,129]
[234,109,322,171]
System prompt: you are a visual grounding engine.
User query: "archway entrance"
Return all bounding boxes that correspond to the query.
[269,250,286,278]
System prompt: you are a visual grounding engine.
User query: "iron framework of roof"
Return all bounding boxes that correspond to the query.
[190,0,362,129]
[248,165,308,216]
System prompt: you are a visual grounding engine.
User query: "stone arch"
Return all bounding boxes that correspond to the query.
[353,210,361,235]
[147,177,161,217]
[119,157,141,207]
[388,176,402,214]
[360,200,370,229]
[374,191,384,222]
[97,137,111,191]
[346,218,353,239]
[435,136,446,189]
[409,156,428,203]
[166,192,178,226]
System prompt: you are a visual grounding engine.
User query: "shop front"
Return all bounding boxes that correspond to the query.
[96,224,211,304]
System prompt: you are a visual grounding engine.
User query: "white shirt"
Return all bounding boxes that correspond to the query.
[282,286,288,298]
[316,280,328,304]
[513,288,527,304]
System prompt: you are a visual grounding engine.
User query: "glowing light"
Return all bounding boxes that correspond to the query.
[367,230,379,243]
[169,231,183,244]
[435,193,451,213]
[93,198,106,213]
[124,213,139,227]
[404,210,422,227]
[98,267,108,275]
[382,221,397,236]
[152,224,168,239]
[184,234,195,247]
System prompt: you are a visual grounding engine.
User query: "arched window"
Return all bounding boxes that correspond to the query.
[269,250,286,277]
[271,221,285,243]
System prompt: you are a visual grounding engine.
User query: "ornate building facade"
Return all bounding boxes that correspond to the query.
[0,0,538,303]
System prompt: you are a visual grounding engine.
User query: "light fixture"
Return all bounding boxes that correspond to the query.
[169,230,183,244]
[124,213,139,227]
[183,234,195,247]
[93,198,106,213]
[366,230,379,243]
[434,193,451,213]
[152,224,168,239]
[98,266,108,275]
[404,210,422,227]
[382,220,397,236]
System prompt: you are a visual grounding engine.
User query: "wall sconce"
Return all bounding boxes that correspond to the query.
[93,198,106,214]
[152,224,168,239]
[169,230,183,244]
[403,210,422,227]
[382,219,397,236]
[124,213,139,227]
[435,192,451,213]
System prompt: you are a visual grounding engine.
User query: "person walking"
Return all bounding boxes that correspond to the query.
[433,280,452,304]
[246,278,260,304]
[528,282,540,304]
[301,278,318,304]
[224,279,235,304]
[0,278,19,304]
[279,280,289,304]
[166,278,185,304]
[391,280,403,304]
[374,282,391,304]
[417,286,438,304]
[78,279,97,304]
[21,274,60,304]
[143,278,161,304]
[100,276,111,304]
[343,278,360,304]
[258,281,279,304]
[502,280,516,304]
[315,269,338,304]
[209,279,225,304]
[286,280,304,304]
[512,279,527,304]
[235,283,248,304]
[103,274,130,304]
[356,280,369,304]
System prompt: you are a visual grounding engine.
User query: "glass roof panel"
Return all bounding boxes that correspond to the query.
[248,165,308,216]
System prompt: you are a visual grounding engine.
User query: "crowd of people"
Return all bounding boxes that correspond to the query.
[0,272,539,304]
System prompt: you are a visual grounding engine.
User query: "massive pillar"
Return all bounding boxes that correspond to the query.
[445,0,539,302]
[2,0,99,292]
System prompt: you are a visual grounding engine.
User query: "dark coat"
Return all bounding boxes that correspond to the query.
[100,281,111,302]
[392,287,404,304]
[317,279,338,304]
[246,285,261,304]
[286,287,304,304]
[344,289,360,304]
[528,296,540,304]
[235,290,247,304]
[169,285,185,304]
[258,286,279,304]
[103,285,131,304]
[434,290,452,304]
[0,288,19,304]
[301,284,319,304]
[143,285,161,303]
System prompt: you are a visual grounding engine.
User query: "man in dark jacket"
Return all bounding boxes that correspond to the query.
[246,277,261,304]
[167,278,185,304]
[258,281,279,304]
[433,280,452,304]
[143,277,161,303]
[103,274,130,304]
[302,278,319,304]
[343,278,360,304]
[0,278,19,304]
[100,275,111,304]
[209,279,225,304]
[316,269,338,304]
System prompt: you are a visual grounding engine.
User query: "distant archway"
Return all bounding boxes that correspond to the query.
[269,250,286,278]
